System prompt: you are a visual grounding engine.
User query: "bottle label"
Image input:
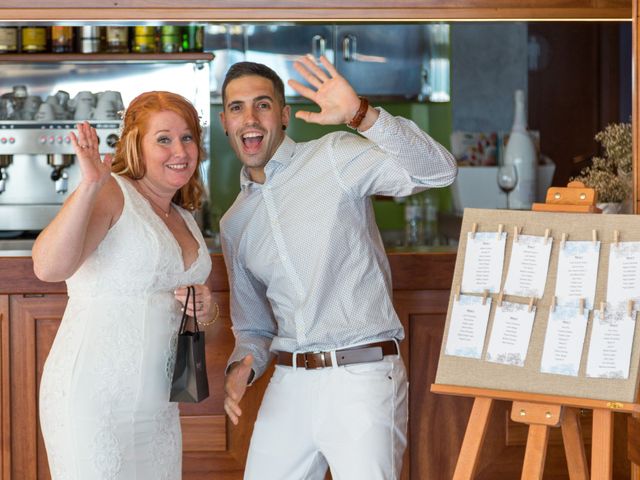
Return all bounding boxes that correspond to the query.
[161,26,180,35]
[134,26,156,36]
[107,27,128,43]
[22,28,47,51]
[134,35,155,47]
[0,28,17,51]
[51,26,73,42]
[51,26,74,52]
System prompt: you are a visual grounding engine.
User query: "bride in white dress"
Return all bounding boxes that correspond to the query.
[33,91,213,480]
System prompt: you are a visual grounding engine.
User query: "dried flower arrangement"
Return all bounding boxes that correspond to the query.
[571,122,632,204]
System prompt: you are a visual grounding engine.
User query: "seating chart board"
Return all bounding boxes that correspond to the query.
[435,208,640,402]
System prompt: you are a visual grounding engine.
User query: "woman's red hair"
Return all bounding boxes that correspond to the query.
[111,91,205,210]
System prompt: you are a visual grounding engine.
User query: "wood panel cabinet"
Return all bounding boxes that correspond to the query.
[1,295,9,480]
[8,294,67,480]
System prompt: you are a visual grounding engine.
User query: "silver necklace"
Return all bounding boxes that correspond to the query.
[137,183,172,218]
[147,197,172,218]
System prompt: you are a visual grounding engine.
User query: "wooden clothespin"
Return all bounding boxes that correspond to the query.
[513,226,519,243]
[592,230,598,245]
[551,296,556,312]
[470,223,477,239]
[614,230,619,247]
[528,297,535,313]
[561,233,567,249]
[482,289,489,305]
[579,298,585,316]
[498,291,504,307]
[600,301,606,317]
[497,224,503,240]
[628,299,634,317]
[455,285,461,302]
[544,228,550,245]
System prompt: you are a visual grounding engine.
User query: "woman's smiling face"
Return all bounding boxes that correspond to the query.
[141,110,199,192]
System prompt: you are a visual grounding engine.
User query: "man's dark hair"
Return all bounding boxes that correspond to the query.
[221,62,286,107]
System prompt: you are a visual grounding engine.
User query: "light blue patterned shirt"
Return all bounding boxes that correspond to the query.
[221,108,457,380]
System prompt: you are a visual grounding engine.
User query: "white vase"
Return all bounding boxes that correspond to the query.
[597,202,623,214]
[503,90,537,209]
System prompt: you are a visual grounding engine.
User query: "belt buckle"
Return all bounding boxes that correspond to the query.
[303,351,326,369]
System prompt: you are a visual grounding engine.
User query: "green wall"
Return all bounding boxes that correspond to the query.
[208,101,452,233]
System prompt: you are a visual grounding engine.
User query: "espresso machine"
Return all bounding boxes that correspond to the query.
[0,121,120,232]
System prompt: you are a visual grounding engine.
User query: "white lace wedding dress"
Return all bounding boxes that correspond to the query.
[39,174,212,480]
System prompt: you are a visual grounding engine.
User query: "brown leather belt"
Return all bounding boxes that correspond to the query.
[275,340,398,370]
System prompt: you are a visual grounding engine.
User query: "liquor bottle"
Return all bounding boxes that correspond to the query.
[105,26,129,53]
[503,89,537,210]
[22,26,48,53]
[132,26,157,53]
[422,191,439,246]
[404,195,424,247]
[0,26,19,54]
[160,26,181,53]
[51,26,74,53]
[181,25,203,52]
[78,26,103,54]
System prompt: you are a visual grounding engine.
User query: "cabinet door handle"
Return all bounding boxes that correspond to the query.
[342,34,357,62]
[311,35,326,60]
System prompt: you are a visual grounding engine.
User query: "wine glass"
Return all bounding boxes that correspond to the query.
[497,164,518,209]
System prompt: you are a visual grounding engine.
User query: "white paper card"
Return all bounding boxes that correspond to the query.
[540,305,589,377]
[445,295,492,359]
[555,241,601,310]
[485,301,536,367]
[503,234,553,298]
[586,307,636,379]
[461,232,507,293]
[606,242,640,305]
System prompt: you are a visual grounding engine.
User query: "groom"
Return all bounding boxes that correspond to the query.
[219,55,457,479]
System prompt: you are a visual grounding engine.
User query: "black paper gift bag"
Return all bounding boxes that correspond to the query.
[170,286,210,403]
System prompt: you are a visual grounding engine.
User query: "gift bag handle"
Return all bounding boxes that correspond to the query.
[178,285,199,335]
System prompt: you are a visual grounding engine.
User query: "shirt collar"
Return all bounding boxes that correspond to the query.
[240,136,296,190]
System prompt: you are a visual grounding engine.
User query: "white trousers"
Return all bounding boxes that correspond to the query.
[244,354,408,480]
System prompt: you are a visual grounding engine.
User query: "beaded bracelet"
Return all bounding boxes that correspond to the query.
[197,302,220,327]
[347,96,369,129]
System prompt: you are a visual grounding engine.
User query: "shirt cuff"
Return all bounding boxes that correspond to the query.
[358,106,393,140]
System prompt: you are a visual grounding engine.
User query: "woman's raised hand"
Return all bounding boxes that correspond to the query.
[288,55,362,126]
[69,121,113,187]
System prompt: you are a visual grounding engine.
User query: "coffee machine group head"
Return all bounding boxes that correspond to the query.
[0,121,121,232]
[47,153,74,194]
[0,154,12,194]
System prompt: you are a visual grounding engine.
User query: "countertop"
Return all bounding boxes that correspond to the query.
[0,241,457,294]
[0,238,457,257]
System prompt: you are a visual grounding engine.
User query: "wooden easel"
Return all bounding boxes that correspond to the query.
[434,185,640,479]
[431,384,640,480]
[532,181,602,213]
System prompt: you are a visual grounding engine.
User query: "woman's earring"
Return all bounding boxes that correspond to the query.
[225,131,228,136]
[282,125,287,131]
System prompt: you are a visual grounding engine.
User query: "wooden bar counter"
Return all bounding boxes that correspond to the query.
[0,250,632,479]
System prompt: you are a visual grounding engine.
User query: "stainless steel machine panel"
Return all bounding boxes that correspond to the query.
[0,121,120,154]
[0,121,120,231]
